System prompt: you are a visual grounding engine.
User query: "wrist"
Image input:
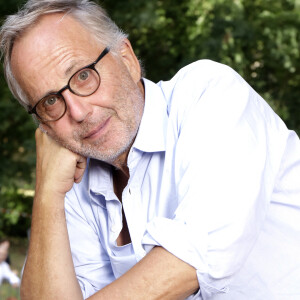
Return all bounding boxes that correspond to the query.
[34,183,67,208]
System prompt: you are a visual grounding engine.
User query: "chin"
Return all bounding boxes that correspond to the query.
[66,132,135,165]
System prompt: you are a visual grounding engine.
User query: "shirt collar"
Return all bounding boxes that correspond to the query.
[88,159,114,197]
[132,78,168,153]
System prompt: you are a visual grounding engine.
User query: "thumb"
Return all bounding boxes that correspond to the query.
[74,156,87,183]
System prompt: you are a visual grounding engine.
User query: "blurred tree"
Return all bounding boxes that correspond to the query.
[0,0,35,237]
[0,0,35,189]
[0,71,36,188]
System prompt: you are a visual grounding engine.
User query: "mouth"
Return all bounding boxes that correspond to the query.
[84,117,111,140]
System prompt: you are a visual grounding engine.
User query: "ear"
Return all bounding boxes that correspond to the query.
[119,39,142,84]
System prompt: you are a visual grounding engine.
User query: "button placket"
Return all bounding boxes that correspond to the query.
[106,200,122,244]
[123,187,147,260]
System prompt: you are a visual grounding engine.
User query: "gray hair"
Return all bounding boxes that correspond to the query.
[0,0,128,107]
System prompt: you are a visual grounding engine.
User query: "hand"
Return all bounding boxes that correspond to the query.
[35,128,87,199]
[20,128,85,300]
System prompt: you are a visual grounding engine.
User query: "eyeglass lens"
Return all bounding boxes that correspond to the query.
[36,94,66,121]
[36,68,100,121]
[69,68,100,96]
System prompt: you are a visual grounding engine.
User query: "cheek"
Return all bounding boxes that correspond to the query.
[39,123,57,136]
[97,64,134,109]
[39,122,71,142]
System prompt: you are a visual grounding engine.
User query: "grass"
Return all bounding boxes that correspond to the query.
[0,237,28,300]
[0,283,20,300]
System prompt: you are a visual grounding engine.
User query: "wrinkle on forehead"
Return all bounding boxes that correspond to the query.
[10,13,102,103]
[37,45,83,78]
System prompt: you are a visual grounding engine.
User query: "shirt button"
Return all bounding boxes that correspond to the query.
[110,224,117,233]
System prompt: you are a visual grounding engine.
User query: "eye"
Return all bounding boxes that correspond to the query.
[77,70,90,81]
[44,96,58,106]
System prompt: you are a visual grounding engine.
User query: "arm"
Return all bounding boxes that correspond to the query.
[139,61,287,297]
[88,247,198,300]
[21,128,199,300]
[21,128,86,300]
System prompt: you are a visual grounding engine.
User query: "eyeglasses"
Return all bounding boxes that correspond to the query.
[28,47,110,122]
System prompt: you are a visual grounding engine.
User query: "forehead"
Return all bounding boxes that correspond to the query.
[12,13,101,66]
[10,13,102,102]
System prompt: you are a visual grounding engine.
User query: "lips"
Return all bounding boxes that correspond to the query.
[84,117,111,139]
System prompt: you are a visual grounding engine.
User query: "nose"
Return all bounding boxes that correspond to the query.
[62,89,92,122]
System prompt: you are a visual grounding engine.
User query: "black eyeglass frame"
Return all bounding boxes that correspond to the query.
[28,46,110,122]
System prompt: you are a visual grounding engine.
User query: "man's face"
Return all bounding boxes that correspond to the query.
[11,14,144,164]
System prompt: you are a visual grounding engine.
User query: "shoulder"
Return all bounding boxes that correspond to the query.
[158,60,254,118]
[157,60,259,134]
[159,59,243,97]
[159,60,289,156]
[177,59,236,79]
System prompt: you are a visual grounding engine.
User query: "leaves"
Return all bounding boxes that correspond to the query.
[0,71,36,188]
[0,186,32,238]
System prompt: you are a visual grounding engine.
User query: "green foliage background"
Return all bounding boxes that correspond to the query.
[0,0,299,237]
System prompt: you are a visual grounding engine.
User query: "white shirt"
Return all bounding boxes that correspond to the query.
[65,60,300,299]
[0,261,20,286]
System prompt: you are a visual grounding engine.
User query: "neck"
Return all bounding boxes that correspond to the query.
[114,163,130,179]
[111,149,130,178]
[113,166,129,202]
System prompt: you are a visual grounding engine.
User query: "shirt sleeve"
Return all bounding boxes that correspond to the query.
[142,61,289,298]
[65,186,114,299]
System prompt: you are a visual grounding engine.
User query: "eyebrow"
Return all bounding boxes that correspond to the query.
[35,58,88,102]
[64,61,78,77]
[33,89,58,105]
[64,56,89,77]
[38,61,81,98]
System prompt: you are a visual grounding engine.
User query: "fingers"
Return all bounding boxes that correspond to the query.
[74,156,87,183]
[34,128,87,196]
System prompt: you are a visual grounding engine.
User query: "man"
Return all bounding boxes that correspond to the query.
[1,0,300,299]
